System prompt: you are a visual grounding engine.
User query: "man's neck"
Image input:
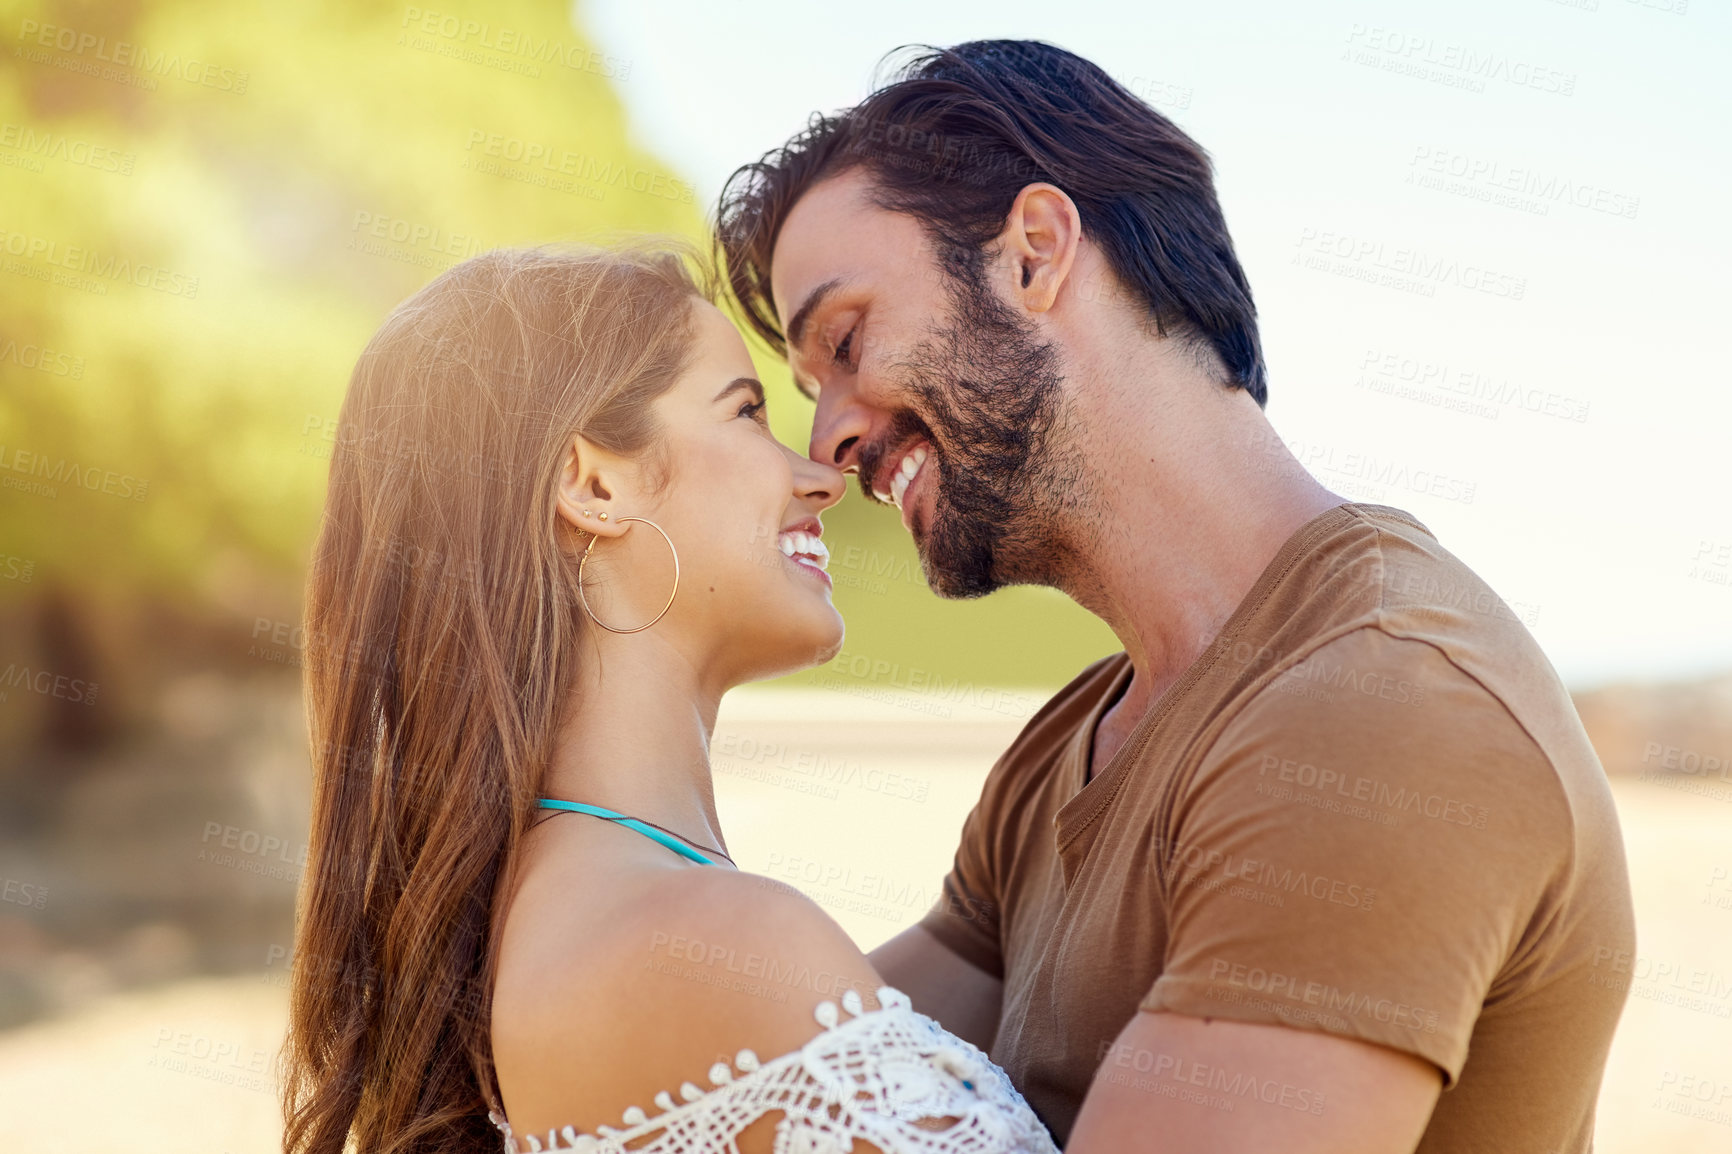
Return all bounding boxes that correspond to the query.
[1052,347,1342,773]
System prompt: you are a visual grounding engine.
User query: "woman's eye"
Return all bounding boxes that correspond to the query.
[738,399,767,422]
[832,328,856,369]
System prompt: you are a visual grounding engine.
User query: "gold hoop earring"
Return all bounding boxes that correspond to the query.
[576,516,680,634]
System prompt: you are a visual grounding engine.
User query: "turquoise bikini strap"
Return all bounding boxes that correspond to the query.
[535,798,718,866]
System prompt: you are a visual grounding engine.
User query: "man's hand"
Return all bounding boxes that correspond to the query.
[868,924,1003,1052]
[1066,1010,1442,1153]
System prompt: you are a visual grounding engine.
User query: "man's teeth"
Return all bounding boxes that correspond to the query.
[888,445,928,509]
[777,530,830,571]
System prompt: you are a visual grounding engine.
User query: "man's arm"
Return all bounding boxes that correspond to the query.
[869,924,1003,1051]
[1066,1010,1441,1154]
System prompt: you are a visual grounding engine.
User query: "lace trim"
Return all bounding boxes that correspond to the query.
[490,985,1057,1154]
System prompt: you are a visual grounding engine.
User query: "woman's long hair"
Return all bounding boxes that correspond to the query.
[283,247,706,1154]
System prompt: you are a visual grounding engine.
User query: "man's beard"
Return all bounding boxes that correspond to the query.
[860,257,1080,599]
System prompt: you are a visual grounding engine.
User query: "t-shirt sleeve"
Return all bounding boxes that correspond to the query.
[918,785,1006,978]
[1142,627,1572,1084]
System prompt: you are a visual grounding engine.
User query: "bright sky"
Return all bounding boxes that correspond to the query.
[581,0,1730,689]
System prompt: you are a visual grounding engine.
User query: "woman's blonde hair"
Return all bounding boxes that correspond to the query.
[283,246,709,1153]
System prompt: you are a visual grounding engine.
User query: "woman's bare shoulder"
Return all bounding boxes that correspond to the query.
[492,864,882,1139]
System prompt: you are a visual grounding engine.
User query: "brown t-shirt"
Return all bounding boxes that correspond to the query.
[920,503,1634,1151]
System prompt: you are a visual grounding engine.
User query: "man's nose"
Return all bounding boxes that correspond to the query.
[808,387,870,472]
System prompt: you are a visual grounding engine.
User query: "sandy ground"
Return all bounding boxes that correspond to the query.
[1,690,1727,1152]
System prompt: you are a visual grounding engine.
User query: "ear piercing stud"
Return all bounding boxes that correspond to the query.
[581,510,592,518]
[598,512,609,521]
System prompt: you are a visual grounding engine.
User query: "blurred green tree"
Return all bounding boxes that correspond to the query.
[0,0,1116,762]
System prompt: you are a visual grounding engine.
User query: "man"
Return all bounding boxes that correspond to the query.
[716,40,1634,1153]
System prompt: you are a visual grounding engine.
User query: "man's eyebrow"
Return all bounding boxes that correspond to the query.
[713,376,766,404]
[784,278,843,350]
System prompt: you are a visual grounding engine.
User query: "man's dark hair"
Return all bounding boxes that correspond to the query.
[715,39,1268,406]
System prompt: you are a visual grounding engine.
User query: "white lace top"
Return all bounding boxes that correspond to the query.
[490,985,1058,1154]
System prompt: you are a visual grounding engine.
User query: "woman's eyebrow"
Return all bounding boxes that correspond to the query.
[713,376,766,404]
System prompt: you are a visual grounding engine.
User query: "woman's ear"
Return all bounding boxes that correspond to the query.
[554,433,631,538]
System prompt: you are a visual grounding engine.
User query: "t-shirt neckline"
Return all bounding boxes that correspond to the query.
[1051,502,1414,856]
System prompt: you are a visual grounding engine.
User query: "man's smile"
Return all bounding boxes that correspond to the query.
[870,438,932,532]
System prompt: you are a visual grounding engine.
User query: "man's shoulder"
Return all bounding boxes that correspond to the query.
[1267,508,1590,782]
[1232,625,1543,758]
[1205,625,1583,841]
[1314,506,1545,654]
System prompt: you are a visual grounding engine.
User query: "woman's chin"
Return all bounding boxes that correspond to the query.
[810,617,845,666]
[741,614,843,684]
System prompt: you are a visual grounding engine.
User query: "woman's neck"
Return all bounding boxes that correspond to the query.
[540,636,729,860]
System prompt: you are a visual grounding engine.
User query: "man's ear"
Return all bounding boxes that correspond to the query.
[995,183,1082,315]
[554,433,631,538]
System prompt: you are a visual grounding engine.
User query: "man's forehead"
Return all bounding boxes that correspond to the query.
[769,170,894,325]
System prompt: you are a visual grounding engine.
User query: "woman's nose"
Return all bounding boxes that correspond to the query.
[789,447,845,513]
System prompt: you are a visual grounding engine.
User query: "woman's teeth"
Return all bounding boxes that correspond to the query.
[777,530,830,571]
[888,445,928,509]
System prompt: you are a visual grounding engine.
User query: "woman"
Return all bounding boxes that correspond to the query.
[281,246,1057,1154]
